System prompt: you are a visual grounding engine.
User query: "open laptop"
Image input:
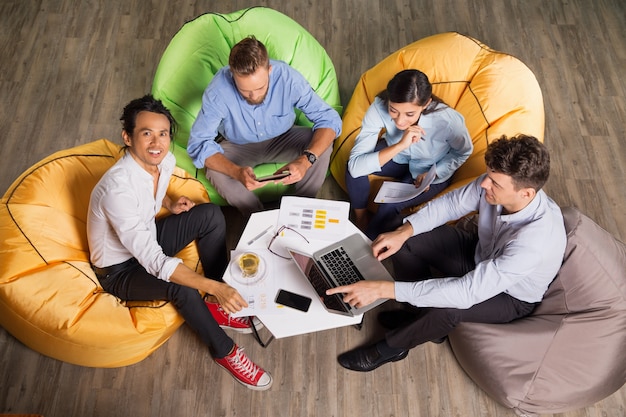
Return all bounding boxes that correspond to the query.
[287,233,394,316]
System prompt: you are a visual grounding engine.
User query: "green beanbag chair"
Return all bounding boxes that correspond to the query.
[152,7,342,205]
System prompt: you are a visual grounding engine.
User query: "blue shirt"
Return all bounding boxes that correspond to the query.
[347,97,472,183]
[187,60,342,168]
[395,174,567,307]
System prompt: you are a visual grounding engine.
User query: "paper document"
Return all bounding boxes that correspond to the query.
[374,164,437,203]
[223,249,285,317]
[277,196,350,240]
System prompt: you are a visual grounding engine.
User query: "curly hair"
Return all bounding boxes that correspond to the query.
[485,134,550,191]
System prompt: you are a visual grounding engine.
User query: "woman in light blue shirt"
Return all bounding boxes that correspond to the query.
[346,70,473,239]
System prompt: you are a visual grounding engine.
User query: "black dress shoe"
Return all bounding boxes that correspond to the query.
[338,344,408,372]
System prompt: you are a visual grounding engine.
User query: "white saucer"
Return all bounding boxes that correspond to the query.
[229,252,267,285]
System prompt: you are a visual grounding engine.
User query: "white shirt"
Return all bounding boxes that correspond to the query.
[394,174,567,308]
[87,151,182,281]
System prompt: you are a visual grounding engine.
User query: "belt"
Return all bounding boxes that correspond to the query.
[92,258,138,278]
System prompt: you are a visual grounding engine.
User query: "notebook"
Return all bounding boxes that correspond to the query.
[287,233,394,316]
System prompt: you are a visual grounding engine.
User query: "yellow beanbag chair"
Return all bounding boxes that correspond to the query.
[330,32,544,203]
[0,139,209,367]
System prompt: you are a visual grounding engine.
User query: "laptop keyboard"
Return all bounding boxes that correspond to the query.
[324,294,350,312]
[306,262,350,313]
[307,263,330,298]
[320,247,365,286]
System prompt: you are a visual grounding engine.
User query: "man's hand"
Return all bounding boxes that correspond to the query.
[326,280,395,308]
[209,281,249,315]
[277,126,336,185]
[371,222,414,261]
[205,153,266,191]
[236,166,266,191]
[165,195,196,214]
[277,156,310,185]
[169,264,247,315]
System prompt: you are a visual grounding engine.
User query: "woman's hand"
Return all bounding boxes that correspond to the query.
[413,172,431,192]
[398,125,426,149]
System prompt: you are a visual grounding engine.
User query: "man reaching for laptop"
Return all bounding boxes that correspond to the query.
[327,134,567,372]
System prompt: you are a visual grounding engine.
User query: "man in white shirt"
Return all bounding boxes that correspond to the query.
[327,135,567,372]
[87,95,272,390]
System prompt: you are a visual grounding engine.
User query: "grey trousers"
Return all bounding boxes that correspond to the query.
[206,126,331,216]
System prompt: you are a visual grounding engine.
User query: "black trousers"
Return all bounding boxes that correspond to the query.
[387,224,537,349]
[96,203,233,358]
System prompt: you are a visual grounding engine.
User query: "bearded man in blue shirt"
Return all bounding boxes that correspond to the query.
[327,134,567,372]
[187,36,342,216]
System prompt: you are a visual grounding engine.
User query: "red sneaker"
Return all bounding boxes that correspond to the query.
[205,301,263,334]
[215,345,273,390]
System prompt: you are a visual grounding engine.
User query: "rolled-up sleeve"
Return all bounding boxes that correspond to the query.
[347,103,387,177]
[187,90,226,169]
[290,68,342,137]
[432,111,472,181]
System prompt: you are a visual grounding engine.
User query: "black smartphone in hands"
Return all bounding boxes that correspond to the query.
[257,171,290,182]
[275,289,312,312]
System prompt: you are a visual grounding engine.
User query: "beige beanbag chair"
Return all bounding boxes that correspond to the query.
[448,207,626,416]
[330,31,544,209]
[0,139,209,367]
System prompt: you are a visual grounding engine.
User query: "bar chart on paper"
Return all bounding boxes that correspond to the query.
[277,196,350,240]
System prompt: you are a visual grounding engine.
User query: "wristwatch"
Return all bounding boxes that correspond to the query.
[303,150,317,165]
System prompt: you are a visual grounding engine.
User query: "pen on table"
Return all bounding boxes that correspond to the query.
[247,225,273,245]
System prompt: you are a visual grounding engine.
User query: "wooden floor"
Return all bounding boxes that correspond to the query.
[1,0,625,416]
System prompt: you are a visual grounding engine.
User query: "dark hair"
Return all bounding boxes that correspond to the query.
[120,94,177,138]
[378,69,445,115]
[229,36,270,76]
[485,134,550,191]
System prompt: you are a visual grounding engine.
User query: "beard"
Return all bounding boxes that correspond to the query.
[244,94,266,105]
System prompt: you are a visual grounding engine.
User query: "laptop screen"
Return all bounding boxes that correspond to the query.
[288,249,351,314]
[288,250,329,298]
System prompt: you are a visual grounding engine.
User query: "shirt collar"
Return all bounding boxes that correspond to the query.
[498,191,543,222]
[120,150,165,179]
